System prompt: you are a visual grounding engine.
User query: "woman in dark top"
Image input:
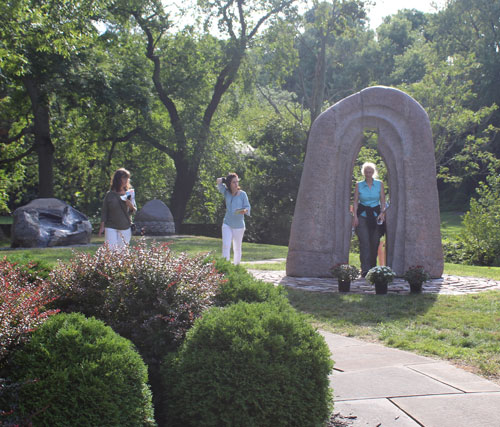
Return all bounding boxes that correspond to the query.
[98,168,137,249]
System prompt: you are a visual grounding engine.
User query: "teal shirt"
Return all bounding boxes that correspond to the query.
[217,183,251,229]
[358,179,381,217]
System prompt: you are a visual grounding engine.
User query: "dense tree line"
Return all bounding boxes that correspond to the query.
[1,0,499,243]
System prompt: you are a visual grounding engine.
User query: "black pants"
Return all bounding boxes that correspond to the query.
[356,215,381,275]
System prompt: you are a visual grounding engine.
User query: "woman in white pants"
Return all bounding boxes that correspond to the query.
[217,173,251,265]
[98,168,137,249]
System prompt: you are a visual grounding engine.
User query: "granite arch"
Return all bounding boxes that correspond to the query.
[286,86,443,278]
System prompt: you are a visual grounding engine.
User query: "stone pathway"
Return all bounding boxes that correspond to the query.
[247,269,500,295]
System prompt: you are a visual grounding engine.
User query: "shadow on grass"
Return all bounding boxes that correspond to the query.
[286,288,439,326]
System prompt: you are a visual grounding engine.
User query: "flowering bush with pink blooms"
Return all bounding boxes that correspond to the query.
[50,241,224,363]
[0,258,59,368]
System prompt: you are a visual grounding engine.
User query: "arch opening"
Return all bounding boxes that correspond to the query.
[348,129,392,269]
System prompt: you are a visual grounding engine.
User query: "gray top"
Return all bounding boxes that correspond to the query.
[101,191,132,230]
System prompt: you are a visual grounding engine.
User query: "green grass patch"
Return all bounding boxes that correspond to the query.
[286,289,500,381]
[242,262,286,270]
[440,210,464,241]
[0,235,289,267]
[0,216,13,225]
[443,262,500,279]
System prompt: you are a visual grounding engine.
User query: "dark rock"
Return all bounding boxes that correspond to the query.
[11,198,92,248]
[134,199,175,236]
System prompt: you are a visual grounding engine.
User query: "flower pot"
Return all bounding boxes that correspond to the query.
[409,281,423,294]
[374,281,388,295]
[338,279,351,293]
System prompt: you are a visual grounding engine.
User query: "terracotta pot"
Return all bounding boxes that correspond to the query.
[374,281,388,295]
[338,279,351,293]
[409,281,423,293]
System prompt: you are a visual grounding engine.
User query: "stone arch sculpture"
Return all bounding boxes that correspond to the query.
[286,86,443,278]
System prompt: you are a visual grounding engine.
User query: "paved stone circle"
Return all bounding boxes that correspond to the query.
[248,270,500,295]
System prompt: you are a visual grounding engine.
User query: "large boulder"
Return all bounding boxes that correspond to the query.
[11,198,92,248]
[133,199,175,236]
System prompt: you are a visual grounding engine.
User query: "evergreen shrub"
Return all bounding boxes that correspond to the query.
[1,312,155,426]
[163,301,333,427]
[50,241,224,361]
[211,257,288,306]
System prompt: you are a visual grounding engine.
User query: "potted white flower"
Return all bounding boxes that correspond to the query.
[365,266,396,295]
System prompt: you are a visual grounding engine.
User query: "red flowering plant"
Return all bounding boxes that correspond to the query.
[0,258,59,368]
[50,240,225,363]
[1,258,59,425]
[403,265,430,285]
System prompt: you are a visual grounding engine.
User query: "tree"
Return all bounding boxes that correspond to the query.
[401,53,498,190]
[289,0,368,128]
[375,9,429,85]
[106,0,297,228]
[245,115,307,244]
[429,0,500,154]
[0,0,111,198]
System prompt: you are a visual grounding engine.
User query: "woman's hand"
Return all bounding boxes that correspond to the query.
[352,215,359,228]
[216,177,222,184]
[125,199,136,212]
[377,212,385,223]
[98,222,105,237]
[236,208,248,215]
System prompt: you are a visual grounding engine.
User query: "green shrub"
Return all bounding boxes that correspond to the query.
[1,313,155,426]
[50,241,224,362]
[211,256,288,306]
[453,173,500,266]
[163,301,333,427]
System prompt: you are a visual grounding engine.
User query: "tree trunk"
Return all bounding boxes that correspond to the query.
[169,159,197,231]
[24,76,55,198]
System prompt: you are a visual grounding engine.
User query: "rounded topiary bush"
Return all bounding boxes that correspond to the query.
[163,301,333,427]
[1,313,156,427]
[211,257,288,306]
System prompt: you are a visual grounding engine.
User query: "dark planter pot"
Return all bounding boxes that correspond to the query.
[338,279,351,293]
[374,281,388,295]
[409,281,423,293]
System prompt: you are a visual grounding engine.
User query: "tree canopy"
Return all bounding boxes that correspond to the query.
[1,0,499,244]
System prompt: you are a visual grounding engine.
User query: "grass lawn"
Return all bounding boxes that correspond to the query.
[440,210,465,241]
[0,235,289,267]
[286,288,500,382]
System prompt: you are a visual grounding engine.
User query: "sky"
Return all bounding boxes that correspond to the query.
[367,0,447,29]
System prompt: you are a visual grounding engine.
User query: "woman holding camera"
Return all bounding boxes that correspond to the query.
[99,168,137,249]
[216,173,251,265]
[352,162,386,277]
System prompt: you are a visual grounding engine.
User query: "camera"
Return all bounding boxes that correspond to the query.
[221,177,227,185]
[127,194,131,200]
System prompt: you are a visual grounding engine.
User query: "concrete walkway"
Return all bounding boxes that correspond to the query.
[321,331,500,427]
